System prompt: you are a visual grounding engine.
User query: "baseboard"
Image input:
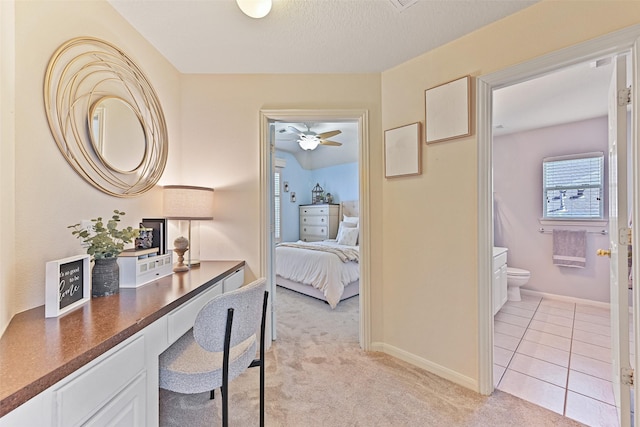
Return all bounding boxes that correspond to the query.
[520,288,611,309]
[370,341,478,392]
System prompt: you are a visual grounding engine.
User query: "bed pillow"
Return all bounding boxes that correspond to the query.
[343,215,359,225]
[337,226,359,246]
[337,221,357,240]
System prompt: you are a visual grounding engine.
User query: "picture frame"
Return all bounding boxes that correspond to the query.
[141,218,167,255]
[425,75,471,144]
[384,122,422,178]
[45,254,91,318]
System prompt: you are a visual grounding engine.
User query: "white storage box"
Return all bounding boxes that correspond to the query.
[118,249,173,288]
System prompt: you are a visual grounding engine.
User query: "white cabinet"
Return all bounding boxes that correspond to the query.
[493,247,508,316]
[299,204,339,242]
[223,268,244,293]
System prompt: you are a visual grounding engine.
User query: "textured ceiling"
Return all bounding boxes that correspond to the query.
[108,0,538,74]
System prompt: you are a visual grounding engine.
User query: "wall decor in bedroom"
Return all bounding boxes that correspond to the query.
[384,122,421,178]
[425,75,471,144]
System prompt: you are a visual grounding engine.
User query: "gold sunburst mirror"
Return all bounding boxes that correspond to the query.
[44,37,168,197]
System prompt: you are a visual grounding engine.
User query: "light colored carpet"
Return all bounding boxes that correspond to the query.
[160,287,584,426]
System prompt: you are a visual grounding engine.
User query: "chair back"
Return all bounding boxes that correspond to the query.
[193,278,266,352]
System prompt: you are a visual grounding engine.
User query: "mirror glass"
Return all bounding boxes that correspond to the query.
[90,97,147,173]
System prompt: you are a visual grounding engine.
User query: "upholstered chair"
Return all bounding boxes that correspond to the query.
[159,278,268,426]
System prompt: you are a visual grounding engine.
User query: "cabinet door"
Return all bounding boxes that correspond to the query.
[84,372,146,427]
[493,268,501,316]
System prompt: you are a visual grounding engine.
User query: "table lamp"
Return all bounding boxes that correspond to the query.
[163,185,214,268]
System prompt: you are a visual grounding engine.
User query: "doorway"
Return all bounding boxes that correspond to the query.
[259,109,371,350]
[477,25,640,426]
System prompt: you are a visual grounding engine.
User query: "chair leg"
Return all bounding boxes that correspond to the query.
[222,308,234,427]
[259,292,268,427]
[210,389,215,400]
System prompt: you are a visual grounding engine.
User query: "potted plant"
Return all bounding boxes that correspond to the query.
[69,210,139,297]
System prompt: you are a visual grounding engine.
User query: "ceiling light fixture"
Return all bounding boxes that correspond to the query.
[236,0,272,18]
[298,134,321,151]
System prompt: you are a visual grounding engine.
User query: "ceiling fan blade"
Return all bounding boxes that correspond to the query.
[319,140,342,146]
[316,130,341,139]
[287,125,304,135]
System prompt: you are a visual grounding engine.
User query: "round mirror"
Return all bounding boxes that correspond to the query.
[90,97,147,174]
[44,37,168,197]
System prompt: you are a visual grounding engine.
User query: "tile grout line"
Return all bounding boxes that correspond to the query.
[562,301,576,418]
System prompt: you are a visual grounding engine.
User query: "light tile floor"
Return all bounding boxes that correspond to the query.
[494,295,633,427]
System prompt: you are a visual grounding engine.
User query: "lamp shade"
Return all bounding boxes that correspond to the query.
[163,185,214,220]
[236,0,272,18]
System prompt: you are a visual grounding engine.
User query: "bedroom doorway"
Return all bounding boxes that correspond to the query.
[259,109,371,349]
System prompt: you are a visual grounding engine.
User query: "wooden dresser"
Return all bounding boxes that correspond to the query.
[299,204,339,242]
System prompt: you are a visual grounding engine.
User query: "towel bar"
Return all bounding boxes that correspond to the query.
[538,227,607,235]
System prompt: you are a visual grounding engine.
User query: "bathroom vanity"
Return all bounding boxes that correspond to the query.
[493,247,508,315]
[0,260,245,426]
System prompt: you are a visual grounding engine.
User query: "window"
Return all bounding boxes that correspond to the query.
[543,152,604,219]
[274,168,282,243]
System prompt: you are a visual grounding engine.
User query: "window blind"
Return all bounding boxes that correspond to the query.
[543,152,604,219]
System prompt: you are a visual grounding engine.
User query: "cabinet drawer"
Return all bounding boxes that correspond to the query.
[300,206,330,216]
[301,225,327,237]
[493,252,507,272]
[84,372,146,426]
[300,215,328,226]
[223,268,244,293]
[167,281,222,342]
[54,336,145,427]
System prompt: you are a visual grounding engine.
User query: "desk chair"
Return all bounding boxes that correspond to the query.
[160,278,268,426]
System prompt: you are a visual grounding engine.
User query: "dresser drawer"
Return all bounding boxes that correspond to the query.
[301,225,328,237]
[300,206,331,216]
[167,281,222,342]
[223,268,244,293]
[300,215,329,226]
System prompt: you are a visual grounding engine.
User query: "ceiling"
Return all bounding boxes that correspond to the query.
[108,0,538,74]
[108,0,613,166]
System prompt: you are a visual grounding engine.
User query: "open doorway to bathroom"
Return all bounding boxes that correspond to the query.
[488,53,634,425]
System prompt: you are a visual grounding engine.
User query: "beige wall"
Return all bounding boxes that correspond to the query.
[179,75,383,317]
[380,1,640,388]
[0,0,182,333]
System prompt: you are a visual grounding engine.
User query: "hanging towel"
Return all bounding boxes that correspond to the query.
[552,229,587,268]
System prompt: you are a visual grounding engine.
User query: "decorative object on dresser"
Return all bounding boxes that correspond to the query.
[163,185,215,268]
[68,210,139,297]
[312,182,325,204]
[299,204,339,242]
[45,254,91,318]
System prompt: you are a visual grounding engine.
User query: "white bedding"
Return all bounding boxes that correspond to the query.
[275,240,359,308]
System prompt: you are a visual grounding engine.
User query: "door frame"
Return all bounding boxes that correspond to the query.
[477,24,640,400]
[259,109,371,350]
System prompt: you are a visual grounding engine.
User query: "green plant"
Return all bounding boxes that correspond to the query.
[69,210,139,259]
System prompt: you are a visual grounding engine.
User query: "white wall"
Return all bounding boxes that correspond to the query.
[494,117,610,302]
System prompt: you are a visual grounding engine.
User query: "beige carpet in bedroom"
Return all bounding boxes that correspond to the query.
[159,287,582,427]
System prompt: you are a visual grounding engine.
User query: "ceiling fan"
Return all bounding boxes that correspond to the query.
[281,123,342,151]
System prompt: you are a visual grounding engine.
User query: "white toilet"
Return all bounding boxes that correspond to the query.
[506,267,531,301]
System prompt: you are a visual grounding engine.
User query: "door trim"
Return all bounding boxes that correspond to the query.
[477,24,640,396]
[259,109,371,350]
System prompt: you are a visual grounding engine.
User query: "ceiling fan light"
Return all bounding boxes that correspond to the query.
[236,0,272,18]
[298,136,320,151]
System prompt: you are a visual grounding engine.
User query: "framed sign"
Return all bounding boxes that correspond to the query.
[384,122,421,178]
[425,75,471,144]
[141,218,167,255]
[45,254,91,318]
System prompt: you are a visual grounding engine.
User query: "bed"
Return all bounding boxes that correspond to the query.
[276,200,360,308]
